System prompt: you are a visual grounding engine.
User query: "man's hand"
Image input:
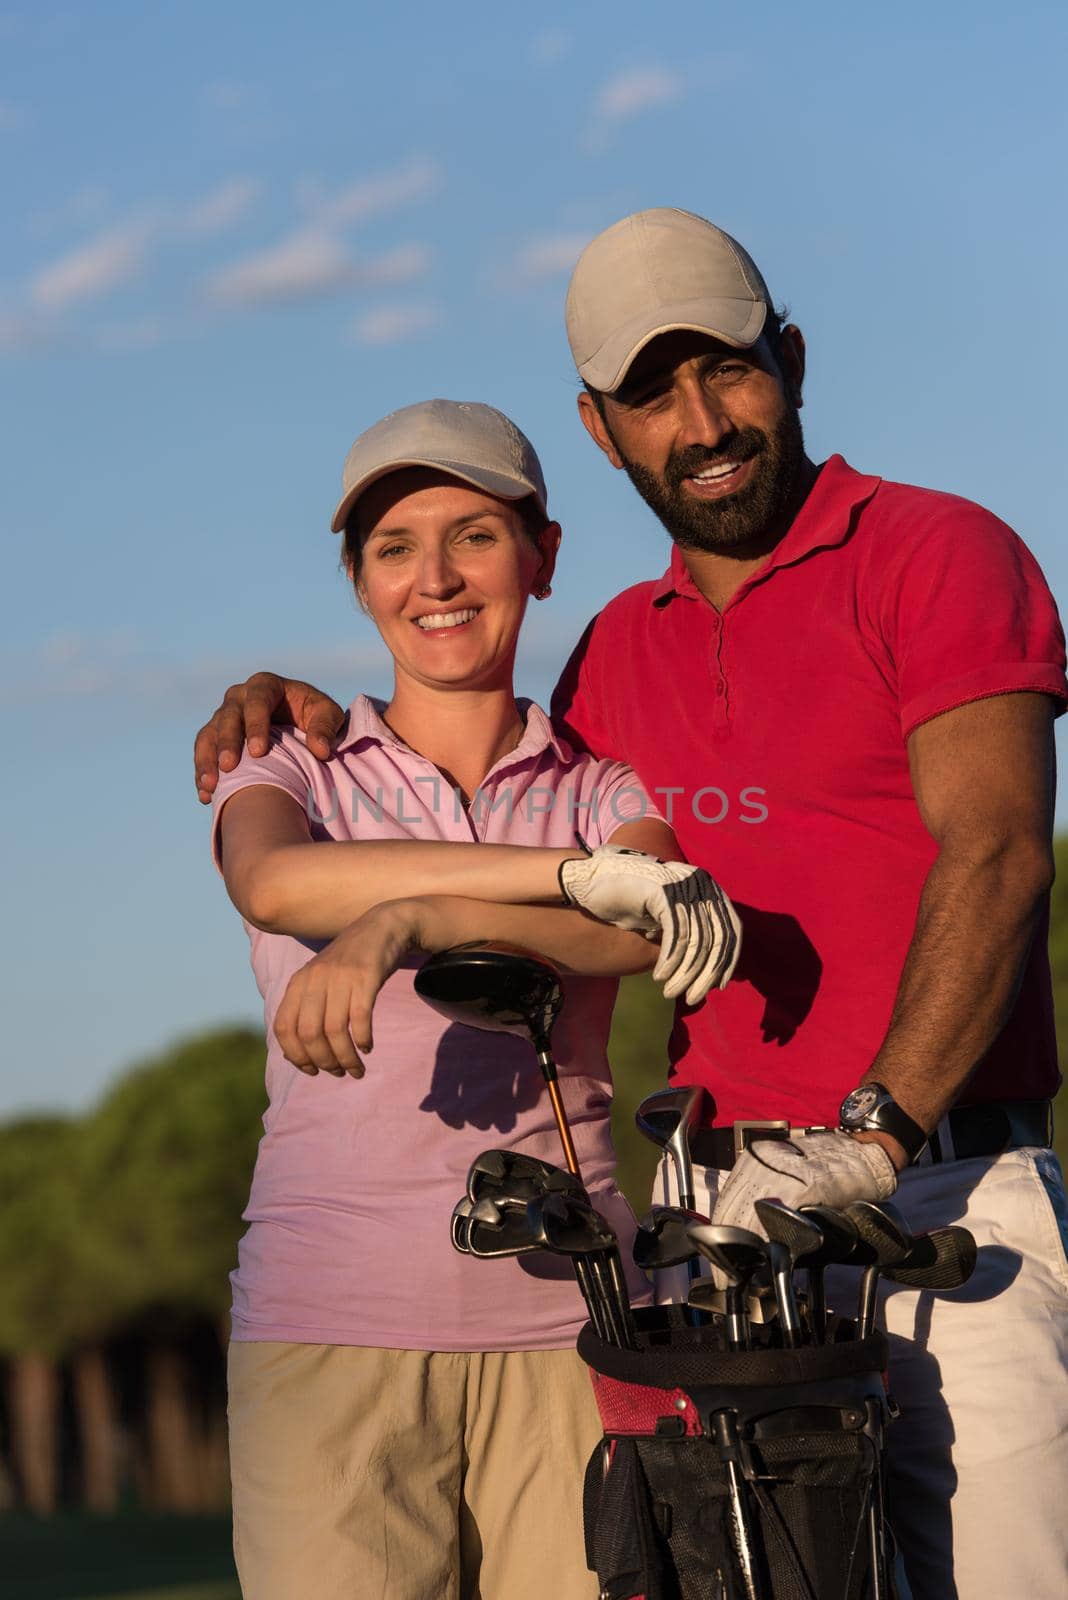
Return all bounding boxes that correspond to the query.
[194,673,345,803]
[560,844,741,1004]
[273,900,427,1077]
[711,1132,897,1237]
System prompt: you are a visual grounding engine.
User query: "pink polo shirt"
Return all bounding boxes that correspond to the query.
[211,695,657,1350]
[553,456,1067,1128]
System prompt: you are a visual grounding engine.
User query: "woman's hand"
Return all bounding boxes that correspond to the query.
[274,900,430,1077]
[559,844,742,1005]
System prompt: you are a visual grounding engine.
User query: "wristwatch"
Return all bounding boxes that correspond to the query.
[838,1083,928,1165]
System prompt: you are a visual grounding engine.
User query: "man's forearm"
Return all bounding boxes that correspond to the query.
[862,836,1053,1146]
[412,895,658,977]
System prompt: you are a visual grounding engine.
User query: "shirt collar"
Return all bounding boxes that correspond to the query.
[335,693,571,764]
[650,455,882,607]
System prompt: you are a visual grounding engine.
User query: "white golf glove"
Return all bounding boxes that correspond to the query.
[711,1131,898,1238]
[559,843,742,1005]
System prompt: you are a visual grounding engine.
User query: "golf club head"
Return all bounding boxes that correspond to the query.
[633,1205,709,1270]
[686,1222,768,1282]
[527,1191,618,1256]
[451,1196,474,1254]
[845,1201,912,1266]
[466,1196,543,1258]
[800,1205,872,1266]
[754,1198,824,1263]
[634,1085,712,1208]
[414,947,563,1048]
[885,1225,978,1290]
[467,1150,586,1207]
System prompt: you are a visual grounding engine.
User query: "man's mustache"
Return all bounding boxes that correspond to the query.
[665,430,765,491]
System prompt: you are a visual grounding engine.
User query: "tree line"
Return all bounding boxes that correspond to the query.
[4,836,1068,1516]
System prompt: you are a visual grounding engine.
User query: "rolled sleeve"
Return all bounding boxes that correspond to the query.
[873,503,1068,739]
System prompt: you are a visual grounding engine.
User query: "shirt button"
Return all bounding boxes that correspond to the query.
[716,680,726,696]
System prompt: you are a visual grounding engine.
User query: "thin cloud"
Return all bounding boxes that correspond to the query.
[3,633,391,712]
[303,156,440,229]
[206,235,430,309]
[506,231,590,286]
[363,243,431,286]
[206,228,351,305]
[595,65,684,123]
[181,177,261,236]
[352,301,439,347]
[587,65,685,150]
[29,223,151,311]
[532,29,570,65]
[24,179,261,315]
[0,99,23,129]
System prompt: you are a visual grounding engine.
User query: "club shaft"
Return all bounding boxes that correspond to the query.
[540,1060,582,1179]
[858,1266,880,1339]
[712,1412,765,1600]
[768,1244,801,1348]
[807,1267,827,1343]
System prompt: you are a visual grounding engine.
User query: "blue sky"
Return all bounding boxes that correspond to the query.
[2,1,1067,1118]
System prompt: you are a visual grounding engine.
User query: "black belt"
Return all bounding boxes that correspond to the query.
[690,1099,1053,1172]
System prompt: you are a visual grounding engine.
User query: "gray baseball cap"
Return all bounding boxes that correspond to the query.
[565,208,772,395]
[330,398,548,532]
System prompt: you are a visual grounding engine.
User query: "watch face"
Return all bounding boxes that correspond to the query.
[842,1084,881,1123]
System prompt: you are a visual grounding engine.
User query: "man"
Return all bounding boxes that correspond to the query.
[195,209,1068,1598]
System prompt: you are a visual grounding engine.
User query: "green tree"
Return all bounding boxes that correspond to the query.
[0,1116,84,1512]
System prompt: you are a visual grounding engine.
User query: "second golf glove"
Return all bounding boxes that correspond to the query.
[559,844,742,1004]
[711,1132,898,1238]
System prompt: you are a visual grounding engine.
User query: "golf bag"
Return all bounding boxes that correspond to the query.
[579,1305,895,1600]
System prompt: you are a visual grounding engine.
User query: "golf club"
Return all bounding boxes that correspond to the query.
[883,1223,978,1291]
[845,1202,912,1338]
[450,1196,474,1254]
[632,1205,709,1272]
[529,1191,639,1351]
[799,1204,869,1341]
[635,1086,711,1317]
[753,1199,824,1348]
[415,947,581,1178]
[467,1149,586,1205]
[687,1223,769,1351]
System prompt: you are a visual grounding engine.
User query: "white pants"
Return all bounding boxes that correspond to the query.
[652,1138,1068,1600]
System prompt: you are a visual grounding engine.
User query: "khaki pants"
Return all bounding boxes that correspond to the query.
[227,1341,603,1600]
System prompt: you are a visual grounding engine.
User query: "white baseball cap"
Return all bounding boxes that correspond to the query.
[331,399,548,533]
[566,208,773,394]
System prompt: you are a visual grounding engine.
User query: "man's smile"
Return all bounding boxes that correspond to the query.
[681,456,756,500]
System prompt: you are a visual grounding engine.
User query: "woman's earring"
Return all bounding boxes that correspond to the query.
[534,584,552,600]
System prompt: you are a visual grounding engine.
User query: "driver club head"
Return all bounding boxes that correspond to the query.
[414,947,563,1049]
[634,1085,711,1209]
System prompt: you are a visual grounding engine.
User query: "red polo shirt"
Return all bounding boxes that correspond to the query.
[552,456,1067,1127]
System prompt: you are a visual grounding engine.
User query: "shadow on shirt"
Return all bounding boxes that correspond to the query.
[730,903,824,1046]
[420,1024,546,1134]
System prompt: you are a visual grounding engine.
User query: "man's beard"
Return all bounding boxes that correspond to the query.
[614,405,806,554]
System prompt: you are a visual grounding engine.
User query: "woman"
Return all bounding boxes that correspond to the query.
[210,399,738,1600]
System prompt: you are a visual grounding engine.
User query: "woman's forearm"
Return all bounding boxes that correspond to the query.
[242,839,582,938]
[411,895,658,977]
